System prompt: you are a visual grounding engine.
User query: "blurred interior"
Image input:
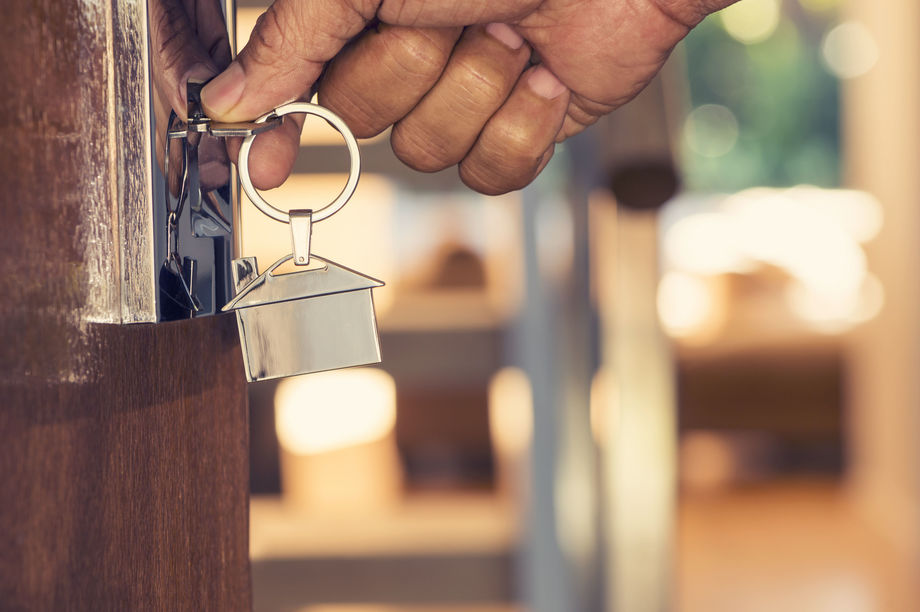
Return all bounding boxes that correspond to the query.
[238,0,920,610]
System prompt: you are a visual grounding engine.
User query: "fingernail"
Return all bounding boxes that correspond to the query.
[528,65,566,99]
[201,62,245,116]
[485,23,524,50]
[180,64,216,111]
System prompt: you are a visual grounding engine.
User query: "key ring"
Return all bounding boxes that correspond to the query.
[238,102,361,224]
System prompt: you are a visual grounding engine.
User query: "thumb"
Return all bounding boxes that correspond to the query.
[201,0,376,121]
[149,0,222,119]
[201,0,545,121]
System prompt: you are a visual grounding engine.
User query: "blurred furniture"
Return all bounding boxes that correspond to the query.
[250,493,515,610]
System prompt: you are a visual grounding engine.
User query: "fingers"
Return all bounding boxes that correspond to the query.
[200,0,374,122]
[149,0,236,191]
[198,0,553,196]
[186,0,233,69]
[390,24,531,172]
[228,111,307,190]
[376,0,541,26]
[459,65,569,195]
[200,0,546,122]
[318,24,463,138]
[149,0,222,119]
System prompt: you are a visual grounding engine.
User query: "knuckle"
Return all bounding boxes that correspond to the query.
[447,57,511,109]
[321,86,386,138]
[489,119,546,164]
[391,123,455,172]
[381,26,453,81]
[459,120,551,195]
[343,0,382,20]
[249,5,297,65]
[377,0,424,25]
[644,0,706,30]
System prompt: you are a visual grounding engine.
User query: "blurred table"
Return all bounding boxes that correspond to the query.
[678,480,918,612]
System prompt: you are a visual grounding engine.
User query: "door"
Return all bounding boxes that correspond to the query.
[0,3,251,609]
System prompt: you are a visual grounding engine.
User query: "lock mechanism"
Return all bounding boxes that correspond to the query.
[150,82,384,381]
[155,81,283,321]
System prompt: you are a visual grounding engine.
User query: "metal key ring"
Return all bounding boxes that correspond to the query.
[238,102,360,224]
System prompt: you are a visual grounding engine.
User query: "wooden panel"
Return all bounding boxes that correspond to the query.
[0,2,251,610]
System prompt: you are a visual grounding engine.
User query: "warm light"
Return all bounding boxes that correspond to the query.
[785,273,885,333]
[720,0,781,45]
[242,173,397,315]
[734,192,866,298]
[657,271,716,338]
[822,21,879,79]
[274,368,397,455]
[555,451,598,572]
[683,104,739,158]
[590,367,618,448]
[784,186,882,243]
[664,212,750,275]
[488,367,533,457]
[663,187,885,334]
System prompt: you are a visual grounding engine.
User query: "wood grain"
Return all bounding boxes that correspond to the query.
[0,2,251,610]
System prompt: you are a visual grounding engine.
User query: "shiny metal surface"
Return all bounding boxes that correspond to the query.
[167,115,283,139]
[238,102,361,223]
[289,209,313,265]
[223,254,383,310]
[224,254,384,382]
[231,257,259,293]
[234,290,381,382]
[210,119,283,138]
[136,1,240,321]
[114,1,383,384]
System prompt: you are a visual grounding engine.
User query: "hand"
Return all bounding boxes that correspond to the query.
[149,0,233,193]
[201,0,737,195]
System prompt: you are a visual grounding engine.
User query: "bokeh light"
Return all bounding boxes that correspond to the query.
[657,271,716,338]
[661,187,884,335]
[275,368,397,455]
[720,0,782,44]
[821,21,880,79]
[683,104,740,158]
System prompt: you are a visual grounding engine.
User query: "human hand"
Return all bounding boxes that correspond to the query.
[201,0,737,195]
[149,0,234,193]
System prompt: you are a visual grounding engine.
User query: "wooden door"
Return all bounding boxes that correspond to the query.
[0,3,251,610]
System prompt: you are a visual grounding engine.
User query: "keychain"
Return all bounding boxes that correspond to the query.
[222,102,385,382]
[163,87,384,381]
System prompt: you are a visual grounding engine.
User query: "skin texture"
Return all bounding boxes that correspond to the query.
[163,0,739,195]
[149,0,233,192]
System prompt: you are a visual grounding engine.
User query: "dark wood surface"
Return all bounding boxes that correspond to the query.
[0,2,251,610]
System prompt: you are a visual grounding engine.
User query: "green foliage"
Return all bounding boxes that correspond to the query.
[681,2,840,191]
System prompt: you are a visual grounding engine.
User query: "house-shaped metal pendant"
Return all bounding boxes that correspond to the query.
[222,255,384,382]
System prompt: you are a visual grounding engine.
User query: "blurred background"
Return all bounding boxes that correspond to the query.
[236,0,920,610]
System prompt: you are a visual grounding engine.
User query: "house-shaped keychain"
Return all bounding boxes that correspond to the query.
[222,254,384,382]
